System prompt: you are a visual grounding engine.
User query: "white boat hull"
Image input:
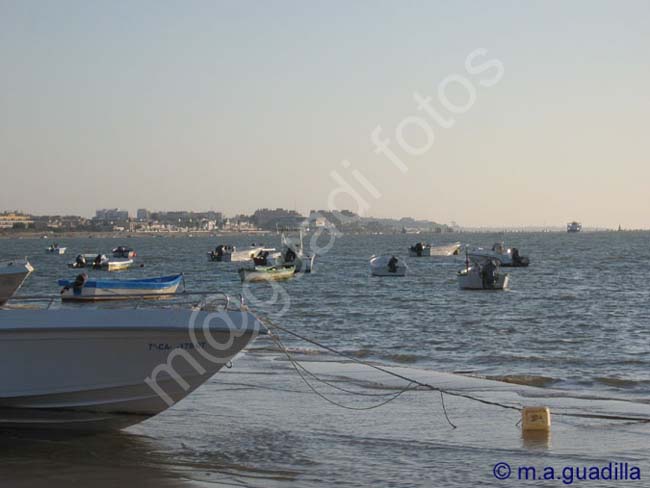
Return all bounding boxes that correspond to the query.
[0,309,265,430]
[458,269,509,290]
[409,242,461,257]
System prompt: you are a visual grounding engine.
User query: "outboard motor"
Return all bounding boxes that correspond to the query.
[415,242,423,257]
[75,254,86,268]
[72,273,88,293]
[481,260,498,289]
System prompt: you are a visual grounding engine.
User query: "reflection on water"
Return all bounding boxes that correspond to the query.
[0,429,189,487]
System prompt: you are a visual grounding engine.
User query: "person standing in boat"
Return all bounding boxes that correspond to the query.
[481,259,498,289]
[388,256,399,273]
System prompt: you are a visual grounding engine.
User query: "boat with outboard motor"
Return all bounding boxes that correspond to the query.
[69,254,134,271]
[112,246,137,259]
[280,231,315,273]
[408,242,461,257]
[467,242,529,267]
[238,265,296,283]
[0,303,266,430]
[59,274,184,302]
[458,256,509,290]
[208,244,264,262]
[45,244,66,255]
[0,259,34,306]
[369,255,407,277]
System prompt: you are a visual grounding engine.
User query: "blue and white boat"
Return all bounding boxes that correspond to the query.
[59,274,184,302]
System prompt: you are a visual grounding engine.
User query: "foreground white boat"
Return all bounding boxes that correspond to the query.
[408,242,461,257]
[0,307,266,430]
[0,260,34,305]
[369,255,407,277]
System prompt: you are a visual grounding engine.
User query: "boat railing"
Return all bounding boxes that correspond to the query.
[1,290,247,312]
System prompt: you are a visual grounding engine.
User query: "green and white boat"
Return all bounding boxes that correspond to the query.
[238,265,295,283]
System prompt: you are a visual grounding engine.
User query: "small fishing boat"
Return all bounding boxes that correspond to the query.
[112,246,137,258]
[59,274,184,302]
[458,257,509,290]
[68,254,133,271]
[45,244,66,255]
[408,242,461,257]
[208,244,264,262]
[0,259,34,305]
[238,265,296,283]
[280,231,315,273]
[369,255,407,277]
[105,258,134,271]
[467,242,529,267]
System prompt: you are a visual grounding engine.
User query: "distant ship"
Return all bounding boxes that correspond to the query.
[567,221,582,233]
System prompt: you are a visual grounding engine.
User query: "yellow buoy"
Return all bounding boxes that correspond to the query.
[522,406,551,432]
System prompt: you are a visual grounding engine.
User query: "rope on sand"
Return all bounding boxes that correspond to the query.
[261,316,650,429]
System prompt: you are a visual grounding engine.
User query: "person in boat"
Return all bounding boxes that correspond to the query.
[388,256,399,273]
[254,250,269,266]
[415,242,424,257]
[93,254,104,269]
[511,247,521,266]
[75,254,86,268]
[215,245,224,258]
[61,273,88,294]
[481,259,498,289]
[284,247,296,263]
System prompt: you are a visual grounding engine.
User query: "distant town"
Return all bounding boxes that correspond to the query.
[0,208,455,236]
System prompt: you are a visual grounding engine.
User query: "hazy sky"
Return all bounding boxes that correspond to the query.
[1,1,649,227]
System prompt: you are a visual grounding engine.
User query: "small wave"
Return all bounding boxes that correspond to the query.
[486,374,558,388]
[382,353,420,364]
[594,376,648,388]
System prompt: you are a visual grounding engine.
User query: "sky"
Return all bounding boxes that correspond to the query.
[1,1,649,228]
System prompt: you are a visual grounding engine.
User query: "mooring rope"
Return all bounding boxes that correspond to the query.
[260,316,650,427]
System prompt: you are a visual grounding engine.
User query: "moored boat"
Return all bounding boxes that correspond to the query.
[458,258,509,290]
[59,274,184,302]
[238,265,295,283]
[0,259,34,305]
[70,254,134,271]
[369,255,407,277]
[208,244,264,262]
[408,242,461,257]
[280,231,315,273]
[112,246,137,258]
[45,244,66,255]
[0,306,266,430]
[467,242,529,267]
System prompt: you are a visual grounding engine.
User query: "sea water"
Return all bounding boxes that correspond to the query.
[1,232,649,486]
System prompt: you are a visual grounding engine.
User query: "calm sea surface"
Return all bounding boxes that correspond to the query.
[1,232,649,486]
